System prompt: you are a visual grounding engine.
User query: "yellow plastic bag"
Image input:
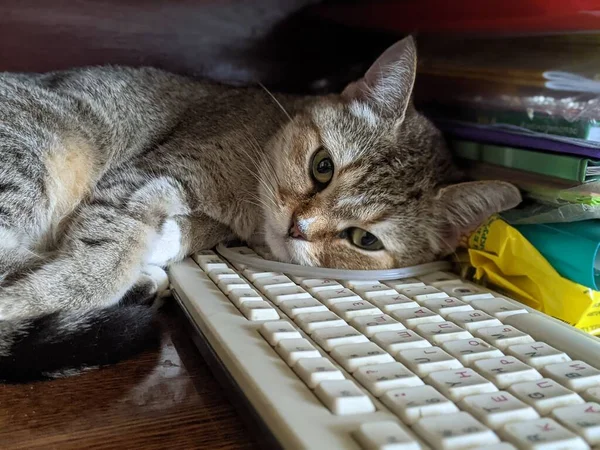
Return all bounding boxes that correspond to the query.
[462,215,600,335]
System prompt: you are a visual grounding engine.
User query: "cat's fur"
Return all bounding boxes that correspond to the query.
[0,37,520,381]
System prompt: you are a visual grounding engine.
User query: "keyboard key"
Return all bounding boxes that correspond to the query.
[218,277,251,294]
[473,356,542,389]
[259,320,301,345]
[413,412,500,449]
[353,282,397,299]
[398,286,448,301]
[391,307,444,328]
[441,284,494,302]
[229,288,263,307]
[442,338,504,365]
[314,380,375,415]
[414,321,473,345]
[471,298,528,320]
[208,268,240,282]
[315,288,362,306]
[354,421,422,450]
[509,378,584,415]
[397,347,462,377]
[421,297,474,318]
[193,254,228,272]
[381,385,459,425]
[254,275,295,293]
[426,368,498,401]
[239,301,279,321]
[500,417,589,450]
[275,338,321,366]
[241,269,279,282]
[370,294,419,312]
[331,300,382,320]
[474,444,517,450]
[279,298,328,318]
[417,271,461,287]
[340,279,378,289]
[312,326,369,351]
[294,311,346,334]
[542,360,600,392]
[507,342,571,369]
[585,387,600,402]
[372,329,432,353]
[264,286,312,305]
[552,402,600,446]
[330,342,394,372]
[354,362,423,396]
[459,391,539,430]
[383,278,426,290]
[476,325,535,350]
[447,310,502,332]
[351,314,405,337]
[293,357,345,388]
[299,278,343,293]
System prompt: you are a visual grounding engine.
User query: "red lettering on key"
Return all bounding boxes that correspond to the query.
[398,331,411,338]
[456,371,472,379]
[352,302,364,307]
[585,405,600,413]
[491,395,508,402]
[538,423,555,432]
[335,289,346,294]
[439,323,453,329]
[500,359,515,365]
[468,340,481,347]
[536,380,552,389]
[570,363,587,371]
[415,309,427,315]
[502,328,513,333]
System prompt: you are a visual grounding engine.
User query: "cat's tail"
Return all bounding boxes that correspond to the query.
[0,304,160,382]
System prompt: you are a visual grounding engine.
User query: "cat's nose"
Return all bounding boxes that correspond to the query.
[288,216,307,240]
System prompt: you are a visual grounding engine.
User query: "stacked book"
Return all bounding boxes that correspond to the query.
[413,34,600,333]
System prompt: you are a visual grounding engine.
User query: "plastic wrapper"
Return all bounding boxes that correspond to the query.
[414,34,600,145]
[460,215,600,335]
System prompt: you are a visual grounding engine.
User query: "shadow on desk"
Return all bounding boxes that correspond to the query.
[0,300,257,450]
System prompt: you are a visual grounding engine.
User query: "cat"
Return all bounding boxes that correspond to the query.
[0,36,520,382]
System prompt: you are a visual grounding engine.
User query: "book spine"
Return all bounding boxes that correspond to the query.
[424,104,599,141]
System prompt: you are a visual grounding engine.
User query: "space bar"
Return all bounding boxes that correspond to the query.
[504,313,600,362]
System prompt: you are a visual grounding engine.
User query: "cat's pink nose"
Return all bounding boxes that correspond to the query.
[288,217,307,240]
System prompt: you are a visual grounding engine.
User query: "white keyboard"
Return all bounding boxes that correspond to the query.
[168,246,600,450]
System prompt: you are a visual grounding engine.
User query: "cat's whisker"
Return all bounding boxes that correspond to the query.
[257,82,292,123]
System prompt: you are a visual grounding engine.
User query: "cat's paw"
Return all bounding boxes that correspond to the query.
[120,265,170,309]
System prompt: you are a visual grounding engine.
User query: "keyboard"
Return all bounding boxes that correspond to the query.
[168,245,600,450]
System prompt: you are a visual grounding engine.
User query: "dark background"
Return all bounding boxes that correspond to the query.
[0,0,399,94]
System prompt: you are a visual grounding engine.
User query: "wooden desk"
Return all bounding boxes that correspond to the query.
[0,302,258,450]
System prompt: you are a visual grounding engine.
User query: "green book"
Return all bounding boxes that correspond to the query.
[424,104,600,142]
[451,139,600,183]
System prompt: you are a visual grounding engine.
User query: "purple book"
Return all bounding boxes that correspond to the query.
[436,120,600,159]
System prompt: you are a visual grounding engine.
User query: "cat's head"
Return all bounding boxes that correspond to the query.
[259,36,521,269]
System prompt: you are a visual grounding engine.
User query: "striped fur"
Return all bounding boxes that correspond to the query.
[0,37,520,381]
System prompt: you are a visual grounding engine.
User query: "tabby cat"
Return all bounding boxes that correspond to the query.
[0,37,520,381]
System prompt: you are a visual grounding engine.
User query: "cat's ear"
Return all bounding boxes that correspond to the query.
[435,181,522,250]
[341,35,417,120]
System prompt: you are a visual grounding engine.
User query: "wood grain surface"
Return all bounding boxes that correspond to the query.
[0,302,258,450]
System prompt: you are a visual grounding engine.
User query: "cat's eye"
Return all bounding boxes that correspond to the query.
[342,227,384,251]
[310,147,334,187]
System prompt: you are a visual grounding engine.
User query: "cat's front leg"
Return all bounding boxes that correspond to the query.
[0,178,189,320]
